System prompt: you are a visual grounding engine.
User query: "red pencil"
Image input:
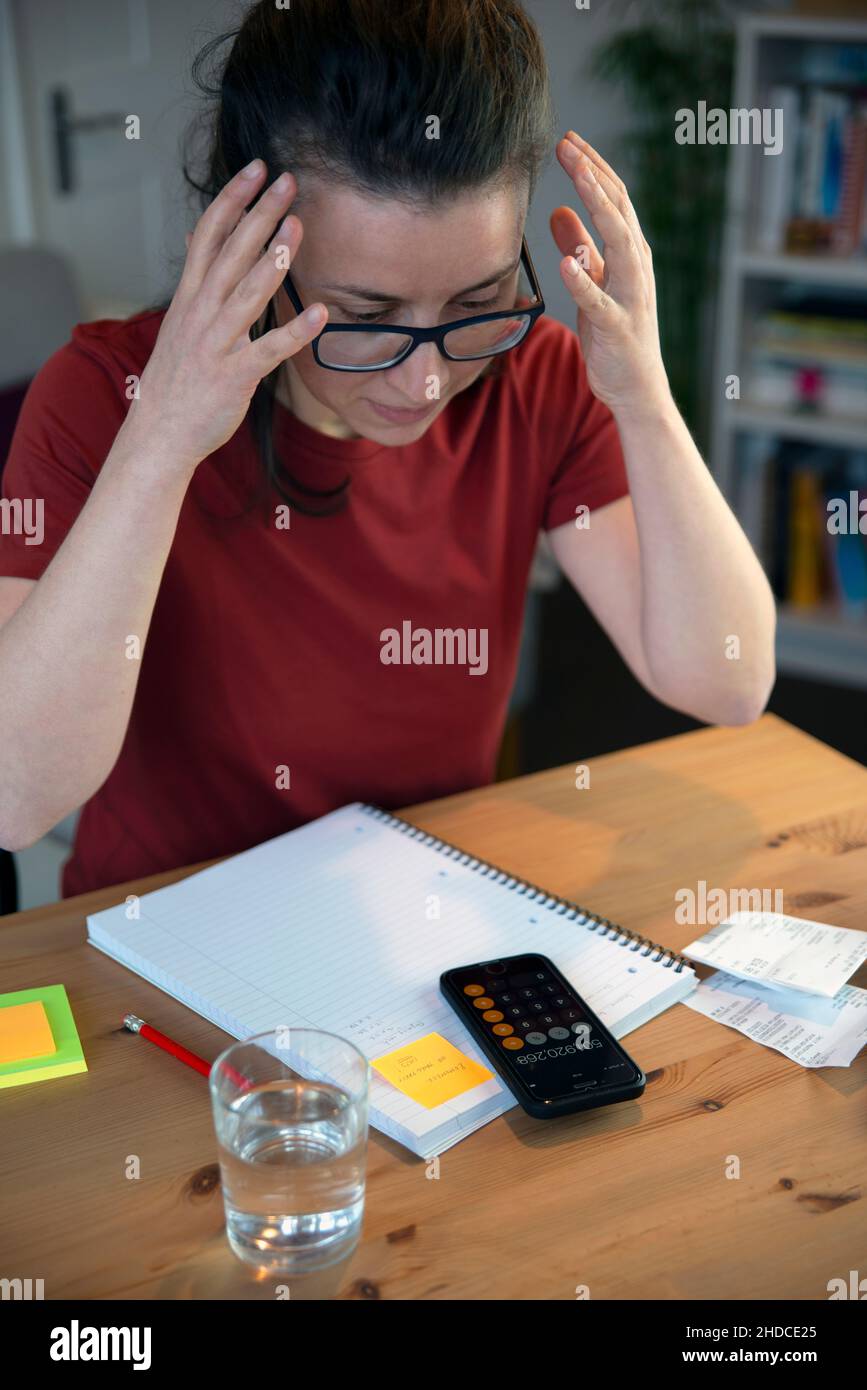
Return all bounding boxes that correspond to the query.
[123,1013,253,1092]
[123,1012,212,1076]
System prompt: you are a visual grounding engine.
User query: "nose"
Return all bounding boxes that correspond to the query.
[386,339,449,403]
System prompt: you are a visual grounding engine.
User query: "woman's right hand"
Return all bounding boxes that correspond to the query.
[123,159,326,475]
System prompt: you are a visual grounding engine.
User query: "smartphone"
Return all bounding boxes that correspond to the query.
[440,952,646,1119]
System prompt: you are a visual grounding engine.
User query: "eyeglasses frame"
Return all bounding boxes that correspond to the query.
[279,236,546,372]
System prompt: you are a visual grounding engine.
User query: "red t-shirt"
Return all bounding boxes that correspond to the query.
[0,309,628,895]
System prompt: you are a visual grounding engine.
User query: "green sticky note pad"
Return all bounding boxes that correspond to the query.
[0,985,87,1090]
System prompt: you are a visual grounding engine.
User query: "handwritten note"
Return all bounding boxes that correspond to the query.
[372,1032,493,1109]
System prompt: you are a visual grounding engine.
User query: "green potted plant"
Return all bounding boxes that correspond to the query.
[590,0,736,443]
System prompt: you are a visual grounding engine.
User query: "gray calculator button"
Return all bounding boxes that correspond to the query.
[525,1031,548,1046]
[548,1026,570,1040]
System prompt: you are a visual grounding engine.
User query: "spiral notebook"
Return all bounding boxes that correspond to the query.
[86,802,696,1158]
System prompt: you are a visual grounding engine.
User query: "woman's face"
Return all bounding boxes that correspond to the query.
[275,179,527,443]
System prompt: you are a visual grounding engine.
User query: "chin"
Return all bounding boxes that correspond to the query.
[362,418,439,446]
[346,396,448,445]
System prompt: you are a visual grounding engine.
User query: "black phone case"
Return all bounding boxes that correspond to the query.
[440,954,646,1120]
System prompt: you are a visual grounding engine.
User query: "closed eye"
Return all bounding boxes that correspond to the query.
[340,297,502,325]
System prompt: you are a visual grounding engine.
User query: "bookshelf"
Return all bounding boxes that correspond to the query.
[711,12,867,689]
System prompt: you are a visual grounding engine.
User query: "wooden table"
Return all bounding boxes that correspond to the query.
[2,713,865,1300]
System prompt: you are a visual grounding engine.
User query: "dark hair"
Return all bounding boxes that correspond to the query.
[185,0,554,515]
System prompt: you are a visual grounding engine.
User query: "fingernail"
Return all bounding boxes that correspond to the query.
[241,158,263,179]
[560,141,579,163]
[565,257,581,277]
[305,305,325,326]
[271,172,291,194]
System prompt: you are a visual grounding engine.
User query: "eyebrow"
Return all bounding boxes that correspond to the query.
[319,253,522,304]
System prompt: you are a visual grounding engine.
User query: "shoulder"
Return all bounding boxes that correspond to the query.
[491,311,594,444]
[444,313,595,463]
[499,312,585,413]
[8,308,167,485]
[64,307,166,389]
[22,307,166,415]
[485,311,628,529]
[510,311,581,372]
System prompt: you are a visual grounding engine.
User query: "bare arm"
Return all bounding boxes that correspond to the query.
[0,441,195,848]
[549,430,776,727]
[547,132,775,727]
[0,160,327,849]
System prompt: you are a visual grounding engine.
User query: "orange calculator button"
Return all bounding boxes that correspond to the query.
[482,1010,504,1023]
[463,984,485,997]
[473,997,495,1010]
[492,1023,514,1036]
[502,1036,524,1049]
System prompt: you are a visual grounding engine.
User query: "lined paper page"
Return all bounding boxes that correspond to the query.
[88,803,693,1153]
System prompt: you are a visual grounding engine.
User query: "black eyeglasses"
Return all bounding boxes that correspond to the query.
[281,237,545,372]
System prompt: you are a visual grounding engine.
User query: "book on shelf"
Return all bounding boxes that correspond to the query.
[756,82,867,258]
[788,468,824,606]
[737,441,867,619]
[744,294,867,420]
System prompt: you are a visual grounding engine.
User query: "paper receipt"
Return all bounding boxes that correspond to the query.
[683,910,867,998]
[684,971,867,1068]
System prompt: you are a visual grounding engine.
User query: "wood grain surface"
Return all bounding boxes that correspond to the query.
[1,713,865,1300]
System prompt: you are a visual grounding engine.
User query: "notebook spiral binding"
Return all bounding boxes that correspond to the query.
[361,804,688,972]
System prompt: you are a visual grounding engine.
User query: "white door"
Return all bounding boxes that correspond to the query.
[10,0,230,317]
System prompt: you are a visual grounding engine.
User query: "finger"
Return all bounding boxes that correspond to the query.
[181,158,269,297]
[246,303,329,379]
[216,213,304,346]
[208,170,300,304]
[557,141,642,300]
[560,253,622,328]
[565,132,627,199]
[549,205,604,285]
[564,132,652,266]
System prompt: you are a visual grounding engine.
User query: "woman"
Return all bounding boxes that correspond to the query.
[0,0,774,895]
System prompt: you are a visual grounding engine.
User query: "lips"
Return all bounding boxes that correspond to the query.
[365,398,436,424]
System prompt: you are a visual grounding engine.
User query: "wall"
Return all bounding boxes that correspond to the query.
[524,0,638,329]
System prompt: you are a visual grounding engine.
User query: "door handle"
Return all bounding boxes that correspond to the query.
[50,86,128,194]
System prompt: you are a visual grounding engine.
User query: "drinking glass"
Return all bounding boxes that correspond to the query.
[209,1027,369,1274]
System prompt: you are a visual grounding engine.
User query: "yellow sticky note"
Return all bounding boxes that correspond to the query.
[0,1000,57,1065]
[371,1032,493,1109]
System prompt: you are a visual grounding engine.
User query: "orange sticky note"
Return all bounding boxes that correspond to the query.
[371,1032,493,1109]
[0,1000,57,1065]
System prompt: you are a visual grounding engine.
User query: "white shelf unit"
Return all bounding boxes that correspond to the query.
[711,13,867,689]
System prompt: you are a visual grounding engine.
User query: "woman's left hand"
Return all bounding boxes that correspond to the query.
[551,132,671,417]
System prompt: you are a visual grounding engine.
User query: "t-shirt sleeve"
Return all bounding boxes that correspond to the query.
[0,338,126,581]
[541,327,630,533]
